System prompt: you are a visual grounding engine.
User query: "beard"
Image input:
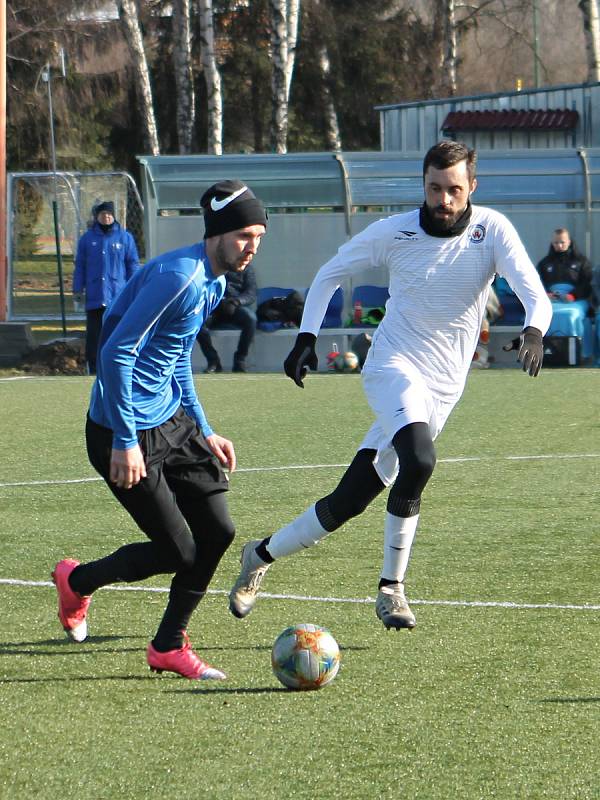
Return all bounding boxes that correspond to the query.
[215,238,248,273]
[419,199,473,239]
[426,203,466,231]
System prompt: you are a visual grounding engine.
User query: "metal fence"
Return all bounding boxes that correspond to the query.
[7,171,144,321]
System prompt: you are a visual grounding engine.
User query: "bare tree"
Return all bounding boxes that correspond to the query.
[269,0,301,154]
[318,44,342,151]
[308,0,341,150]
[198,0,223,155]
[417,0,550,95]
[579,0,600,81]
[172,0,195,154]
[116,0,160,155]
[439,0,458,96]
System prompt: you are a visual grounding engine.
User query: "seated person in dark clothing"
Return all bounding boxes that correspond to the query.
[593,265,600,310]
[536,228,593,305]
[197,263,257,373]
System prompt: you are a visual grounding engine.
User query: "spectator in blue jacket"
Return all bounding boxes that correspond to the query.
[73,201,140,374]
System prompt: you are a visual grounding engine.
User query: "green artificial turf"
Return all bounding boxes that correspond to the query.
[0,369,599,799]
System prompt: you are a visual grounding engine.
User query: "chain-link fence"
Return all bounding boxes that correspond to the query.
[7,171,145,321]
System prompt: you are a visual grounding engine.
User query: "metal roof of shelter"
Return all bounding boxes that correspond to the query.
[138,149,600,278]
[376,81,600,152]
[138,153,348,210]
[442,109,579,133]
[374,80,595,111]
[138,148,600,214]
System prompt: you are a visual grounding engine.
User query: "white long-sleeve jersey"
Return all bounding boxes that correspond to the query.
[301,205,552,403]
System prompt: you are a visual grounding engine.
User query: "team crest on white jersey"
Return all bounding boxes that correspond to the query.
[468,224,486,243]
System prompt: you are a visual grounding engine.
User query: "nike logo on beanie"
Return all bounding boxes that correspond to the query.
[210,185,248,212]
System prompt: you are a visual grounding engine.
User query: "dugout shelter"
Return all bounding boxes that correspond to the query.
[138,147,600,288]
[137,148,600,371]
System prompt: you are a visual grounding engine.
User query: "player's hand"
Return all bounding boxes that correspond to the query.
[284,332,318,388]
[206,433,237,474]
[110,444,147,489]
[219,298,240,317]
[502,326,544,377]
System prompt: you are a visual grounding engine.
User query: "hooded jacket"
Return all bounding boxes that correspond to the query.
[73,220,140,310]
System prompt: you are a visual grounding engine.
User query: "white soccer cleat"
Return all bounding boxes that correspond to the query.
[375,584,416,630]
[229,540,271,619]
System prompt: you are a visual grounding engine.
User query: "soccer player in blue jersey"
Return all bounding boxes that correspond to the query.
[52,180,267,680]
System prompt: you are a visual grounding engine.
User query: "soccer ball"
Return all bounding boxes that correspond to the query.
[332,350,360,373]
[271,623,341,691]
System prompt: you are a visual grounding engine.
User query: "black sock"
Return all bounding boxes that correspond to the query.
[152,588,205,652]
[255,538,274,563]
[378,578,401,590]
[69,542,178,596]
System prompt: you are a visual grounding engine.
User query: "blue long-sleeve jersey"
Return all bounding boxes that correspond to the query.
[88,241,225,450]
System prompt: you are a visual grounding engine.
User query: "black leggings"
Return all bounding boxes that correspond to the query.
[316,422,436,530]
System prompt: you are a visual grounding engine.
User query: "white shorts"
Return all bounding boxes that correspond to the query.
[359,355,456,486]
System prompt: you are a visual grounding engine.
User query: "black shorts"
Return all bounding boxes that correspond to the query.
[86,407,229,540]
[87,406,229,492]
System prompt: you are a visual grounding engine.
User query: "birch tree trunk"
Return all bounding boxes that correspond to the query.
[579,0,600,82]
[116,0,160,155]
[285,0,300,99]
[172,0,195,154]
[318,44,341,151]
[198,0,223,155]
[269,0,300,154]
[307,0,340,150]
[438,0,458,96]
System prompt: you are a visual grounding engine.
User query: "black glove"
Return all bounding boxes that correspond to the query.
[502,326,543,377]
[218,298,240,318]
[284,332,318,388]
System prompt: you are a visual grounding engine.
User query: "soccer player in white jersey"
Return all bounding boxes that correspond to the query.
[229,140,552,630]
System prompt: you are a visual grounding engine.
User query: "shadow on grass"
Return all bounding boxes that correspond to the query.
[201,643,369,652]
[1,674,293,692]
[0,635,143,656]
[167,685,293,695]
[0,638,368,656]
[540,697,600,704]
[0,640,276,655]
[1,674,160,684]
[0,634,140,648]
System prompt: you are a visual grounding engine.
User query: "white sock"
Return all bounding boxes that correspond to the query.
[266,504,331,559]
[380,511,419,585]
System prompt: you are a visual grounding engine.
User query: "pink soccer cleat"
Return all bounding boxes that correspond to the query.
[147,634,226,681]
[51,558,92,642]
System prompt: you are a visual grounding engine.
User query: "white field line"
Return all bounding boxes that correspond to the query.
[0,578,599,612]
[1,452,599,489]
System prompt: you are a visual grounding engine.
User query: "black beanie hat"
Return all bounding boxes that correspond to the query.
[201,180,267,239]
[95,201,115,216]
